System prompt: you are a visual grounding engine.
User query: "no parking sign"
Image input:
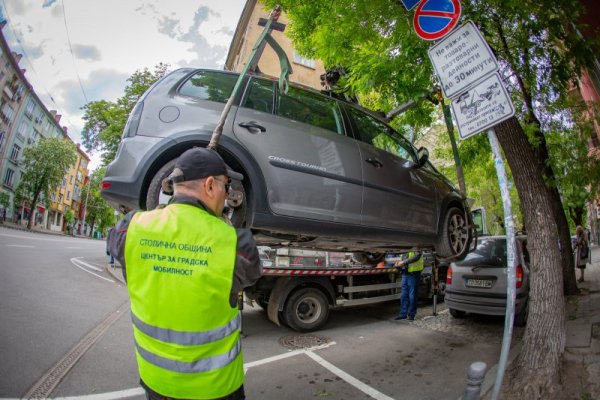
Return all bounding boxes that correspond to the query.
[413,0,461,41]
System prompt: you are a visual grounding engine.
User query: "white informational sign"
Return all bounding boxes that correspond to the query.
[428,21,498,98]
[451,73,515,140]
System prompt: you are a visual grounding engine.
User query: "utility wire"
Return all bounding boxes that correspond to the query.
[0,0,77,131]
[61,0,89,104]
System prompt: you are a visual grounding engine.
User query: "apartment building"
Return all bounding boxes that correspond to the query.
[0,22,90,231]
[225,0,325,89]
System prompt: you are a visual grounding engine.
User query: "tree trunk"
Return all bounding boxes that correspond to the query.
[549,187,579,295]
[494,118,565,398]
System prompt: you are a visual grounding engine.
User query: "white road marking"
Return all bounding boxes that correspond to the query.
[53,387,145,400]
[305,350,395,400]
[70,258,114,283]
[71,257,104,271]
[5,244,34,248]
[65,247,82,249]
[50,342,338,400]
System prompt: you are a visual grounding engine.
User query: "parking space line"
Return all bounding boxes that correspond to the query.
[244,341,336,372]
[6,244,34,248]
[305,350,395,400]
[53,387,144,400]
[72,257,104,271]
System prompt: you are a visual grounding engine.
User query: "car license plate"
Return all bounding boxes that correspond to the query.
[466,279,492,288]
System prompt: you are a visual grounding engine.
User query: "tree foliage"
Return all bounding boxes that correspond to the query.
[84,167,116,235]
[81,63,169,166]
[15,137,77,229]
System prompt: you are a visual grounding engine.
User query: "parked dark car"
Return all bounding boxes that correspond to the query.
[444,236,530,326]
[101,68,473,260]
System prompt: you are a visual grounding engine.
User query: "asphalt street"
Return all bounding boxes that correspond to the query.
[0,226,507,400]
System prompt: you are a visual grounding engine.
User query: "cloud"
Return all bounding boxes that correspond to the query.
[72,44,101,61]
[42,0,57,8]
[157,15,180,38]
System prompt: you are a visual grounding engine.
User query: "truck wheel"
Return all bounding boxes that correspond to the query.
[284,288,330,332]
[435,207,471,258]
[449,308,466,318]
[146,159,177,210]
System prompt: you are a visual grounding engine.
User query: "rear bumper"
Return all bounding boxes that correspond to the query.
[445,289,527,316]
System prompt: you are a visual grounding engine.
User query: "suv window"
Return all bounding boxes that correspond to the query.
[179,71,237,103]
[277,86,344,134]
[242,78,275,114]
[347,107,416,162]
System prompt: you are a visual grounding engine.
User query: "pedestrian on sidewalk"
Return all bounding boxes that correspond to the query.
[394,251,423,321]
[108,147,262,400]
[575,225,590,283]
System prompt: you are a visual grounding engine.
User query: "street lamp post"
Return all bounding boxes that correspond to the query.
[81,176,90,236]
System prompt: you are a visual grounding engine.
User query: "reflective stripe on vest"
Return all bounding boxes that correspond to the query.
[135,338,242,373]
[406,251,424,273]
[132,312,241,346]
[125,204,243,399]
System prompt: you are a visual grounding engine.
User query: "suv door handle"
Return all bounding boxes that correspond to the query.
[365,157,383,168]
[238,121,266,133]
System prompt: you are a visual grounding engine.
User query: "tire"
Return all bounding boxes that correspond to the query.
[284,287,330,332]
[449,308,466,318]
[145,159,247,227]
[352,252,385,266]
[436,207,472,258]
[514,300,528,327]
[146,159,177,210]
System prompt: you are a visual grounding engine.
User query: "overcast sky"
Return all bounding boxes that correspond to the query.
[0,0,246,169]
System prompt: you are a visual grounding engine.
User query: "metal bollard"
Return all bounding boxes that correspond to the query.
[463,361,487,400]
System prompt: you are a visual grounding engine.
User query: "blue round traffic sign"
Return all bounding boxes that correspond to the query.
[413,0,461,41]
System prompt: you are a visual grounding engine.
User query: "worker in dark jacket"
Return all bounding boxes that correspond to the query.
[394,251,423,321]
[108,147,261,400]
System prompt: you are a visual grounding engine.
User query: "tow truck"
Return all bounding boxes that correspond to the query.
[244,248,449,332]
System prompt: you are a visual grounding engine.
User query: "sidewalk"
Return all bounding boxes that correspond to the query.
[0,220,102,240]
[563,245,600,398]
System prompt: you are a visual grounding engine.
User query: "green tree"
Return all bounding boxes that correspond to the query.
[64,208,75,234]
[263,0,597,397]
[84,168,116,236]
[15,138,76,230]
[0,191,10,223]
[81,63,169,165]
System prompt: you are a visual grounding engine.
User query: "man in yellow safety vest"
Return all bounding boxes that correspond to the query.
[108,147,261,400]
[394,251,423,321]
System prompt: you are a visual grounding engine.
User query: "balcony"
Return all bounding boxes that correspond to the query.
[3,86,14,100]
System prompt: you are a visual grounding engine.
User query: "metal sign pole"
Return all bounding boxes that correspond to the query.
[487,128,517,400]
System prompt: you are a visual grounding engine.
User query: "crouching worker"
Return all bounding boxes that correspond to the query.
[108,147,262,400]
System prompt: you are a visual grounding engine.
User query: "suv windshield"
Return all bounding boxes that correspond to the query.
[459,238,507,267]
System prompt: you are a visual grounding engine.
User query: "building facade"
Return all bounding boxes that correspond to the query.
[225,0,325,90]
[0,22,90,231]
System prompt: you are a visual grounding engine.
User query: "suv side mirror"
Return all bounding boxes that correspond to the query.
[416,147,429,167]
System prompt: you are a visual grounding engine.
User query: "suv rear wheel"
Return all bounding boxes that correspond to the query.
[146,159,177,211]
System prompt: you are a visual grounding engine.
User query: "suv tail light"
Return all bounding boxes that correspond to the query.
[446,265,453,285]
[122,101,144,138]
[516,264,524,288]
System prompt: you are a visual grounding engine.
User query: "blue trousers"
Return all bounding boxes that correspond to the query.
[399,271,421,318]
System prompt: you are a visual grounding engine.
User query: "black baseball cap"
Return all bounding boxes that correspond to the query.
[167,147,243,183]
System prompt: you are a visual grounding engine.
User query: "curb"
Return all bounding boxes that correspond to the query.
[105,263,126,285]
[0,222,103,241]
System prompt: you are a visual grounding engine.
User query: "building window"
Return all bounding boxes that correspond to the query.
[61,178,66,188]
[10,144,20,161]
[0,131,5,150]
[293,51,316,69]
[1,103,15,123]
[66,191,70,201]
[25,99,35,118]
[69,176,73,184]
[51,192,56,201]
[58,194,63,203]
[3,168,14,187]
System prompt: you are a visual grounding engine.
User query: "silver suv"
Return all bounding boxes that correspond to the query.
[101,68,473,261]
